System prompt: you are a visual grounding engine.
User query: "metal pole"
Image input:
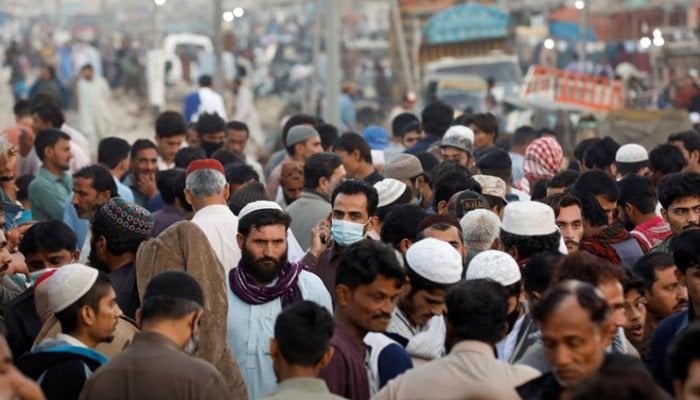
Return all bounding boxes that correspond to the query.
[308,0,322,116]
[324,0,341,127]
[390,0,415,94]
[578,1,589,74]
[212,0,224,91]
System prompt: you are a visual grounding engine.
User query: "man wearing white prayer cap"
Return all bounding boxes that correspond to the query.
[466,250,530,363]
[615,143,649,179]
[379,238,463,365]
[499,201,563,267]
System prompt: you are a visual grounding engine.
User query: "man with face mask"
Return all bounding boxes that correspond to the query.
[195,113,227,157]
[304,179,379,305]
[80,271,230,400]
[228,200,332,400]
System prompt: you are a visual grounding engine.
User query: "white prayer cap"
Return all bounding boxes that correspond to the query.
[615,143,648,163]
[690,112,700,125]
[405,238,463,285]
[374,179,407,208]
[466,250,521,286]
[440,125,474,155]
[238,200,284,219]
[45,264,99,314]
[501,201,557,236]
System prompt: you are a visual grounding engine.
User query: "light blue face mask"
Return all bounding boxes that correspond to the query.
[331,219,368,247]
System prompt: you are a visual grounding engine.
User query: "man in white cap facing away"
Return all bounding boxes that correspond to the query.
[466,250,531,364]
[227,200,331,400]
[615,143,649,180]
[440,125,474,168]
[16,263,122,400]
[500,201,563,267]
[381,238,464,364]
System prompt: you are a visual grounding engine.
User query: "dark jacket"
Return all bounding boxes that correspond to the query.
[4,287,42,358]
[16,338,107,400]
[649,304,694,393]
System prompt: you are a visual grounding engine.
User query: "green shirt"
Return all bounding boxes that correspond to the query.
[28,167,72,221]
[261,378,347,400]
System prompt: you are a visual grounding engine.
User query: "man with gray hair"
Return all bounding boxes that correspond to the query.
[184,159,241,272]
[460,209,501,263]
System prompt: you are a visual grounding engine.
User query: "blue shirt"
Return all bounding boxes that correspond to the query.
[339,94,356,131]
[226,270,332,400]
[28,167,72,221]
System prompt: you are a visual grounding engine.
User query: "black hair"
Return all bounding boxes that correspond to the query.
[55,273,112,334]
[315,123,339,151]
[549,170,580,190]
[522,252,564,297]
[445,279,508,344]
[415,151,440,175]
[617,175,657,214]
[140,272,204,322]
[19,220,77,261]
[476,148,512,184]
[198,75,212,87]
[375,187,413,222]
[512,125,540,147]
[281,114,317,151]
[174,147,206,169]
[530,179,549,201]
[274,300,334,367]
[570,189,608,227]
[574,138,598,163]
[155,111,186,138]
[225,162,259,185]
[573,170,620,202]
[229,182,268,215]
[617,160,649,177]
[631,253,675,292]
[238,209,291,236]
[421,101,454,137]
[565,357,663,400]
[31,102,64,128]
[532,280,610,326]
[333,133,372,164]
[13,99,31,117]
[380,205,429,250]
[130,138,157,159]
[73,165,118,198]
[335,239,405,289]
[98,137,130,169]
[304,153,343,190]
[16,175,33,202]
[649,143,687,175]
[331,179,379,217]
[539,193,582,218]
[92,207,149,256]
[658,172,700,209]
[500,230,561,260]
[583,137,619,170]
[552,252,624,286]
[623,268,646,297]
[156,169,185,205]
[461,112,499,140]
[432,169,481,211]
[669,323,700,385]
[211,149,242,166]
[391,113,420,138]
[406,265,451,297]
[671,229,700,274]
[196,113,226,136]
[34,128,70,162]
[226,121,249,136]
[668,130,700,153]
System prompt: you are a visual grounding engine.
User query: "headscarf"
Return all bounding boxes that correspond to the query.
[523,136,564,183]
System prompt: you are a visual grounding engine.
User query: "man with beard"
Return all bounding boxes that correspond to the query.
[123,139,159,209]
[28,128,73,221]
[66,165,117,262]
[90,198,154,319]
[320,239,405,400]
[618,174,671,251]
[652,171,700,253]
[632,253,688,360]
[80,271,230,400]
[541,193,584,254]
[17,264,122,400]
[227,200,331,400]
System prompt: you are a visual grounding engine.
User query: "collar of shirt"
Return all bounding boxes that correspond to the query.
[300,189,331,203]
[56,333,88,348]
[274,378,332,394]
[131,331,181,351]
[193,203,234,218]
[448,340,497,358]
[38,166,69,184]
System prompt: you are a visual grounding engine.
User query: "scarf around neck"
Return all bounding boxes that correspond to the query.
[579,225,631,265]
[229,260,304,307]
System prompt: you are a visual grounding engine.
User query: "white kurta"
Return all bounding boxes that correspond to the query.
[191,204,241,273]
[76,77,111,152]
[233,86,264,154]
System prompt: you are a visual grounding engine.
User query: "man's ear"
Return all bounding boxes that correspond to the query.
[236,233,245,249]
[366,216,379,231]
[72,250,81,262]
[223,183,230,202]
[269,338,281,362]
[600,320,616,348]
[352,149,361,162]
[318,346,335,369]
[184,189,194,206]
[401,277,412,297]
[96,191,112,205]
[135,309,143,328]
[399,238,412,254]
[336,284,351,307]
[81,305,96,327]
[437,200,447,214]
[661,208,668,223]
[505,245,519,261]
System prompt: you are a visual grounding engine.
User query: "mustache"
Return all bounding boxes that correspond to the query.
[683,224,700,230]
[371,312,391,320]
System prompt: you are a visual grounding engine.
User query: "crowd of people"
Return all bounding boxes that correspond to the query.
[0,79,699,400]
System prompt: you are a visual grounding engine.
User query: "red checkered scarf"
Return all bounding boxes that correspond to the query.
[523,137,564,183]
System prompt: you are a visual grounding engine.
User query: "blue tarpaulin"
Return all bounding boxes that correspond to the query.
[422,3,511,45]
[548,20,597,42]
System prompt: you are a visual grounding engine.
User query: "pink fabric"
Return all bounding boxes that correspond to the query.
[523,137,564,183]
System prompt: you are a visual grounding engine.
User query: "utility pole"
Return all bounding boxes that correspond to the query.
[323,0,341,127]
[212,0,224,91]
[578,1,589,74]
[390,0,415,94]
[308,0,322,115]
